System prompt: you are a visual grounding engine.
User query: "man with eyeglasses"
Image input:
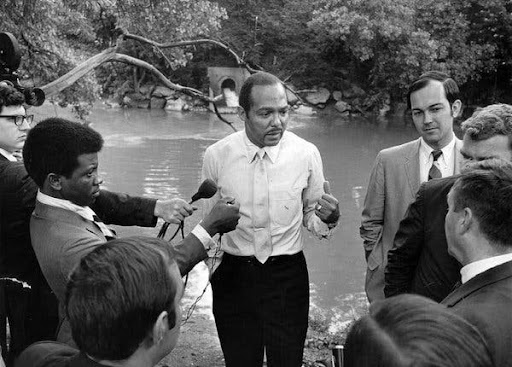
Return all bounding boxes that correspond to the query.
[0,83,56,366]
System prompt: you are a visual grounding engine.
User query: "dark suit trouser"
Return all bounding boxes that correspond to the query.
[4,277,58,366]
[211,252,309,367]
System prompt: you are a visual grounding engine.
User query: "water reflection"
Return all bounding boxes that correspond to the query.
[33,104,420,329]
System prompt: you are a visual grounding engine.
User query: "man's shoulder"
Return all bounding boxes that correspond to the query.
[421,175,458,193]
[15,341,80,367]
[206,131,244,152]
[378,138,420,158]
[282,131,319,153]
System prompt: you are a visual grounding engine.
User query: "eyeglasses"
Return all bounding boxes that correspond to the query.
[0,115,34,127]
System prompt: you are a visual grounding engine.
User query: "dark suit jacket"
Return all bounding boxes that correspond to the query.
[385,176,462,302]
[31,199,207,345]
[0,155,40,281]
[14,341,90,367]
[442,260,512,367]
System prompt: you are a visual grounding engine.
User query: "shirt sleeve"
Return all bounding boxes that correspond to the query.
[302,145,336,239]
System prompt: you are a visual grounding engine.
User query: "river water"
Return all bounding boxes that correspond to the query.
[35,104,420,332]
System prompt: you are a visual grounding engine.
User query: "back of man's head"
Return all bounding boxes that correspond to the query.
[462,104,512,149]
[66,236,181,361]
[23,117,104,187]
[239,71,284,113]
[0,83,24,113]
[344,294,493,367]
[407,71,460,110]
[452,159,512,249]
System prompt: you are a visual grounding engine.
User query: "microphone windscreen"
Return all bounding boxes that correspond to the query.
[191,179,218,202]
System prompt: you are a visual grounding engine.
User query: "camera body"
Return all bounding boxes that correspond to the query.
[0,32,45,106]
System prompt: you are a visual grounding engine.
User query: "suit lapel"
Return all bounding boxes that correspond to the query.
[442,261,512,306]
[33,201,105,240]
[403,138,421,197]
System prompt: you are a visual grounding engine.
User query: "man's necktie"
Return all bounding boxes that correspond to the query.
[428,150,443,180]
[253,149,272,263]
[92,215,116,240]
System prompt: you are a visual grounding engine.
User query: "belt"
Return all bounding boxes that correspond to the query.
[223,251,303,266]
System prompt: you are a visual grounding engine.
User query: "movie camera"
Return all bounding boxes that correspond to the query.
[0,32,45,106]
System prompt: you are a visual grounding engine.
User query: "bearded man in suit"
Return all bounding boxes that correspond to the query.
[442,158,512,367]
[361,71,463,302]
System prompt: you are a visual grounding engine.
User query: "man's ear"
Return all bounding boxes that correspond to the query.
[459,207,474,234]
[47,173,62,191]
[451,99,462,118]
[237,106,247,122]
[151,311,168,345]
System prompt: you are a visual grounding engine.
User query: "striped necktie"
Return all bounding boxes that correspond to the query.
[428,150,443,180]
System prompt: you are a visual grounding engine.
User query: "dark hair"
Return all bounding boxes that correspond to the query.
[407,71,460,110]
[0,83,24,113]
[344,294,493,367]
[462,104,512,150]
[66,236,180,360]
[239,71,285,113]
[452,159,512,248]
[23,117,103,187]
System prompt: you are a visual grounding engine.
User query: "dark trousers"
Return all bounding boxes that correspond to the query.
[211,251,309,367]
[4,276,59,366]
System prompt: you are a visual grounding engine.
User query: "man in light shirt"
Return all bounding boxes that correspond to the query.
[201,71,340,367]
[442,158,512,367]
[361,71,463,302]
[23,117,240,347]
[386,103,512,302]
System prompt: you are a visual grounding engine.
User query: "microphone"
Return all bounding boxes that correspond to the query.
[190,178,218,203]
[158,179,218,239]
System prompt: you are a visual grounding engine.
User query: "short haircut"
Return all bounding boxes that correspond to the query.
[462,103,512,150]
[23,117,104,187]
[344,294,492,367]
[239,71,285,113]
[407,70,460,110]
[66,236,180,360]
[451,159,512,248]
[0,83,24,113]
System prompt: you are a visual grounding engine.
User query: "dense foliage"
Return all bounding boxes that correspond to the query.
[1,0,511,108]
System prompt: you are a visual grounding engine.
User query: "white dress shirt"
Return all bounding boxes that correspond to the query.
[202,130,334,262]
[0,148,18,162]
[461,253,512,284]
[419,136,456,183]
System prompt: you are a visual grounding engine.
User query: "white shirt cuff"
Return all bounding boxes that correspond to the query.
[191,224,215,249]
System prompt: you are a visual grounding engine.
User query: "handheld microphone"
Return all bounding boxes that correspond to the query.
[158,179,218,239]
[190,178,218,203]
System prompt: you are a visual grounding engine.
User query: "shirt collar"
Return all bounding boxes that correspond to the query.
[36,190,97,222]
[419,135,456,161]
[460,253,512,284]
[243,130,283,164]
[0,148,18,162]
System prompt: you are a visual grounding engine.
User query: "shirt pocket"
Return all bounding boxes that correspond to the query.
[270,184,303,226]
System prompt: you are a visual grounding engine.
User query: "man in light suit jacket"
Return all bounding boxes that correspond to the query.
[442,158,512,367]
[23,118,240,346]
[386,104,512,302]
[361,71,462,302]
